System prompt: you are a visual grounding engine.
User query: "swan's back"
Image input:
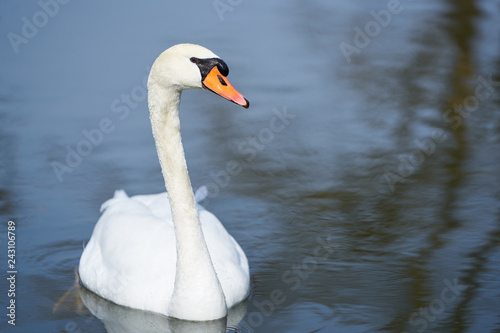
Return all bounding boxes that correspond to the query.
[79,189,250,315]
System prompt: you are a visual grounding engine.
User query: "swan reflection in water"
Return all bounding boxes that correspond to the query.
[78,285,248,333]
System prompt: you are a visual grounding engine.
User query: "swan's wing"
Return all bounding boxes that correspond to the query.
[80,193,177,314]
[200,210,250,307]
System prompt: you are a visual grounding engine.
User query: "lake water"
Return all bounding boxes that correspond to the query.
[1,0,500,332]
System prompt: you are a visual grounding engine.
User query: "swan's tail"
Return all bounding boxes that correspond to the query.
[100,189,129,212]
[194,185,208,203]
[112,189,128,199]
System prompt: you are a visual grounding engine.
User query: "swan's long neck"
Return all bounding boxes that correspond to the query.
[148,80,227,320]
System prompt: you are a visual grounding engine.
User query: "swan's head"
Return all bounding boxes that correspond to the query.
[149,43,249,108]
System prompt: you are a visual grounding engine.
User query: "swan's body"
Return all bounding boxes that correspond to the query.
[79,44,250,321]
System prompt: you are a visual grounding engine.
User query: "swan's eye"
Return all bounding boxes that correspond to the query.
[190,57,199,63]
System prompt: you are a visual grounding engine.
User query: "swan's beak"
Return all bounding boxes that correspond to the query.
[202,66,249,109]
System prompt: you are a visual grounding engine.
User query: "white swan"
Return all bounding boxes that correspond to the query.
[79,43,250,321]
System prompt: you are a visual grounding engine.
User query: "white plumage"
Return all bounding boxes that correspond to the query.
[79,44,250,321]
[79,189,249,314]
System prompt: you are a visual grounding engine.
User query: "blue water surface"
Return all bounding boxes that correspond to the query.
[0,0,499,332]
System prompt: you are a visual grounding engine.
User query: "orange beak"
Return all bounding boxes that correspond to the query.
[202,66,249,109]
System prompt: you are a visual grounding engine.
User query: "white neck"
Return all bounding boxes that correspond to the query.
[148,80,227,320]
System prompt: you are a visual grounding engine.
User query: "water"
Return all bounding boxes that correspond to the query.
[1,0,499,332]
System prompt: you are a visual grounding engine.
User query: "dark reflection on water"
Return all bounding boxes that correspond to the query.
[0,0,499,332]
